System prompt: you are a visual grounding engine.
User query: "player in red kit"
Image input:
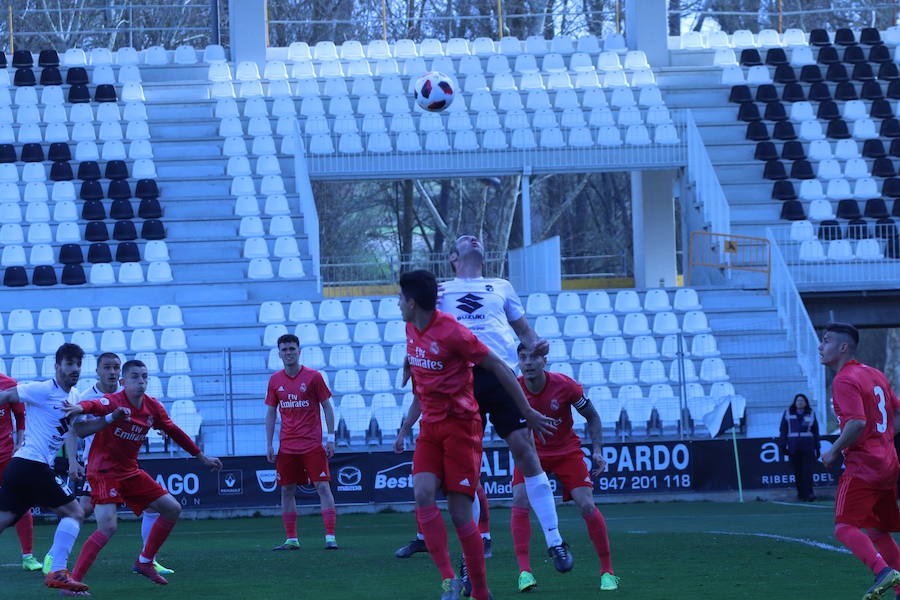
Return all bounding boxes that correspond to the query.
[396,269,555,600]
[0,373,40,571]
[64,360,222,588]
[819,322,900,600]
[265,333,337,551]
[510,343,617,593]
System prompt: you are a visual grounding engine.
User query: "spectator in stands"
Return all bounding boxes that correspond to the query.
[779,393,820,502]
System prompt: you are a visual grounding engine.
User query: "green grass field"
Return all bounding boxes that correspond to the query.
[0,500,883,599]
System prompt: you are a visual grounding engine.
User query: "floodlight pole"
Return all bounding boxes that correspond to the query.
[521,166,532,247]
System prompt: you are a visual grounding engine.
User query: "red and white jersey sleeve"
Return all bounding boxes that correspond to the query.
[519,371,585,456]
[265,367,331,454]
[0,374,20,460]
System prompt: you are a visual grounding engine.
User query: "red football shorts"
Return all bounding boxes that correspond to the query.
[512,448,593,501]
[835,474,900,531]
[276,446,330,486]
[413,416,483,497]
[89,470,167,516]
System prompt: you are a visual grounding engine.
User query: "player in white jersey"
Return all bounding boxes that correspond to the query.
[45,353,174,576]
[0,343,126,594]
[395,235,575,581]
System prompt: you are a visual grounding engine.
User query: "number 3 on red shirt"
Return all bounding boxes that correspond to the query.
[875,386,888,434]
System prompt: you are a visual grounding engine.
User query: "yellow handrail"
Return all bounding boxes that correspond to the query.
[688,231,772,291]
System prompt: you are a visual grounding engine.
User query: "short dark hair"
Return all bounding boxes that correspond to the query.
[825,321,859,346]
[55,343,84,365]
[121,359,146,375]
[97,352,121,365]
[516,342,528,354]
[400,269,438,311]
[277,333,300,348]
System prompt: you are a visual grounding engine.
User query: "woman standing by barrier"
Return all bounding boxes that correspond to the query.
[779,394,820,502]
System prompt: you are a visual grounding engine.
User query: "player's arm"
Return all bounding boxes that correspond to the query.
[72,408,131,437]
[265,404,277,463]
[321,398,336,458]
[157,412,222,470]
[65,430,84,480]
[822,378,867,467]
[509,316,549,355]
[0,387,19,406]
[11,402,24,451]
[576,398,606,477]
[477,350,556,437]
[395,396,421,453]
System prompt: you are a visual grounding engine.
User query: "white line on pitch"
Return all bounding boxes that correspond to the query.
[705,530,849,554]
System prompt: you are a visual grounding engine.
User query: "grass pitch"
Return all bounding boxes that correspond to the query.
[0,500,877,599]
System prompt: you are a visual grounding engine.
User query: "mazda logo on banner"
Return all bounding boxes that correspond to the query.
[337,466,362,491]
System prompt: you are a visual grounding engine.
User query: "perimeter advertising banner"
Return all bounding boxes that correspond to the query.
[84,437,843,510]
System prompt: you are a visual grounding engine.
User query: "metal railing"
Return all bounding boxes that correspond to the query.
[688,231,771,290]
[671,2,899,33]
[685,110,731,236]
[765,227,826,428]
[321,251,509,286]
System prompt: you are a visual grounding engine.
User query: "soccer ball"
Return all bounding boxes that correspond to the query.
[413,71,455,112]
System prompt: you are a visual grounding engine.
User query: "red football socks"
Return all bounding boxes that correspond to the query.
[867,530,900,572]
[836,523,889,574]
[416,505,454,580]
[584,507,614,574]
[457,521,489,600]
[140,516,176,563]
[511,506,532,573]
[15,510,33,554]
[476,486,490,534]
[321,508,336,536]
[72,530,110,581]
[282,511,298,539]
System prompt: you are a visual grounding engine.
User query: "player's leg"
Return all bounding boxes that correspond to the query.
[475,485,492,556]
[44,499,89,592]
[570,487,617,591]
[15,509,40,570]
[510,475,536,592]
[414,471,455,581]
[274,452,300,550]
[71,503,118,583]
[134,492,181,585]
[447,491,490,600]
[141,512,174,574]
[315,482,338,548]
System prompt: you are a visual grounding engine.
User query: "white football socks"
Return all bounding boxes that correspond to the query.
[49,517,80,572]
[141,511,160,558]
[524,473,563,547]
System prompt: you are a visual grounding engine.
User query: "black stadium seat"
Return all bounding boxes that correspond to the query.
[754,141,777,161]
[729,85,752,103]
[79,180,103,200]
[135,179,159,200]
[105,160,128,180]
[87,242,112,263]
[0,144,15,163]
[772,121,797,140]
[737,102,761,122]
[61,264,86,285]
[852,63,875,82]
[865,198,890,219]
[870,99,893,119]
[891,139,900,157]
[763,160,787,180]
[799,64,823,83]
[875,218,897,239]
[38,49,59,68]
[817,46,839,64]
[0,53,7,68]
[65,67,88,85]
[765,48,788,66]
[746,121,769,141]
[772,180,797,200]
[809,29,830,46]
[863,139,887,158]
[883,178,900,198]
[68,84,90,103]
[81,199,106,221]
[764,101,788,121]
[138,198,162,219]
[847,219,870,239]
[879,63,900,81]
[773,65,796,84]
[834,82,858,101]
[808,82,832,102]
[860,28,882,46]
[39,66,62,86]
[21,143,43,162]
[11,50,32,68]
[94,84,117,102]
[873,158,896,178]
[790,160,815,179]
[817,100,840,120]
[13,68,36,86]
[861,81,884,100]
[782,82,805,102]
[782,141,806,161]
[49,161,73,181]
[889,80,900,100]
[881,118,900,138]
[755,84,779,103]
[3,266,28,287]
[109,199,134,220]
[115,242,141,263]
[818,220,842,240]
[834,28,856,46]
[141,220,166,240]
[740,48,762,66]
[826,119,851,139]
[870,45,892,64]
[108,180,131,200]
[48,142,71,162]
[77,161,101,181]
[780,200,805,220]
[32,265,57,286]
[843,45,866,64]
[837,199,862,220]
[85,222,109,242]
[58,243,84,264]
[826,63,849,82]
[113,220,138,241]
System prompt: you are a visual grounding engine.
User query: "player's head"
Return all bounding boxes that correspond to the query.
[96,352,121,391]
[277,334,300,368]
[791,393,810,413]
[818,321,859,368]
[448,234,485,273]
[54,343,84,387]
[399,269,438,321]
[120,359,148,396]
[517,342,547,381]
